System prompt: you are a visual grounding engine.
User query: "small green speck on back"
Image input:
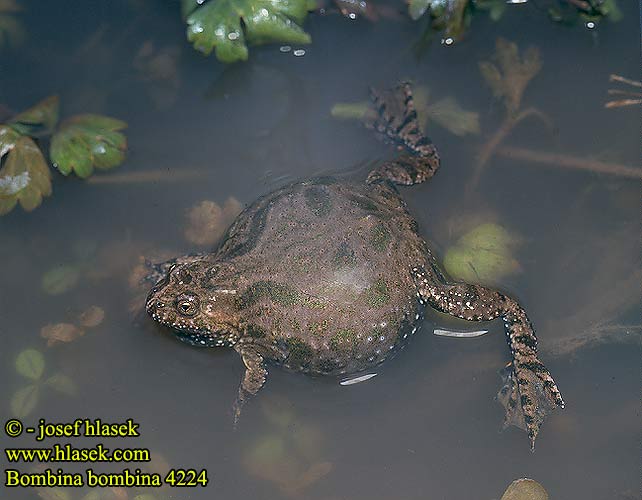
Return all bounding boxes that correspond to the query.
[370,222,391,252]
[329,328,357,351]
[364,278,390,308]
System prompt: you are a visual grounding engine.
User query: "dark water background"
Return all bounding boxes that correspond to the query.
[1,0,640,499]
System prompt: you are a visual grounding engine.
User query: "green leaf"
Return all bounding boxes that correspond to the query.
[185,0,314,63]
[0,132,52,215]
[41,264,81,295]
[425,96,480,136]
[330,101,370,120]
[443,223,521,284]
[15,349,45,380]
[45,373,78,396]
[407,0,471,42]
[50,114,128,178]
[8,95,60,136]
[10,384,39,418]
[181,0,201,19]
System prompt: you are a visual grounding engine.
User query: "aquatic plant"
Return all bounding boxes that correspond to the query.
[443,222,521,284]
[467,38,551,190]
[0,96,128,215]
[409,0,622,45]
[10,348,76,418]
[330,87,480,137]
[181,0,316,63]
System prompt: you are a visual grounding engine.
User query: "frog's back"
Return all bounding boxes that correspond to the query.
[218,177,428,375]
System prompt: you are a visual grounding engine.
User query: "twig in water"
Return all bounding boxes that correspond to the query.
[86,169,204,185]
[495,146,642,179]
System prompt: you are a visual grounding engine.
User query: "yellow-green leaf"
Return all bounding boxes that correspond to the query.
[0,134,52,215]
[45,374,78,396]
[50,114,128,178]
[41,265,81,295]
[15,348,45,380]
[184,0,314,63]
[10,385,39,417]
[8,95,59,136]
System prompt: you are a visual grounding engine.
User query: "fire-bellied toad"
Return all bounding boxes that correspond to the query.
[145,83,564,448]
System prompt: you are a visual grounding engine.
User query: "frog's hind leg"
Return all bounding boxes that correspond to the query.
[413,266,564,449]
[366,82,440,186]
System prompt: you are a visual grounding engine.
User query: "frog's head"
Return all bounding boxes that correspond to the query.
[145,260,241,348]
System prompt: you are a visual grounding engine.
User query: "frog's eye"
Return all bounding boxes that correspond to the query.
[175,295,199,316]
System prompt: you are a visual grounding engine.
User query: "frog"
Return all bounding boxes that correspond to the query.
[145,82,564,448]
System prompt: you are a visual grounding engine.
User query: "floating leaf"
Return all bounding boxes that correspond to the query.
[443,223,521,284]
[41,265,81,295]
[15,349,45,380]
[8,95,60,136]
[184,0,315,63]
[330,101,370,120]
[407,0,470,41]
[479,38,541,115]
[45,374,77,396]
[50,114,128,178]
[184,197,242,246]
[78,305,105,328]
[40,323,85,346]
[424,96,479,136]
[501,478,549,500]
[0,133,52,215]
[10,384,39,417]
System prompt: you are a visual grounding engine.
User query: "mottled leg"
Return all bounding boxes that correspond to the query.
[232,344,268,426]
[365,82,440,186]
[413,266,564,449]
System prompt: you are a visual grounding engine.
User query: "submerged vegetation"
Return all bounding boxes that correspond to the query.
[0,96,128,215]
[178,0,623,63]
[181,0,316,63]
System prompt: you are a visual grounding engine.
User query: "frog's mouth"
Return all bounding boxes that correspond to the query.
[170,325,239,348]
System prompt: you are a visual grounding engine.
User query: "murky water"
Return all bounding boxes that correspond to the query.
[1,1,640,499]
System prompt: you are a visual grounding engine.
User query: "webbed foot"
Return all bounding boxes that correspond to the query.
[414,266,564,448]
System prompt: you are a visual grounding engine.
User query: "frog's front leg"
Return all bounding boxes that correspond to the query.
[232,342,268,426]
[413,266,564,449]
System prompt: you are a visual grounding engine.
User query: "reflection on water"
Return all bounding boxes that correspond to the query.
[1,1,639,499]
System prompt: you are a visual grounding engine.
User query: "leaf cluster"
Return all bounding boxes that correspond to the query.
[181,0,316,63]
[0,96,128,215]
